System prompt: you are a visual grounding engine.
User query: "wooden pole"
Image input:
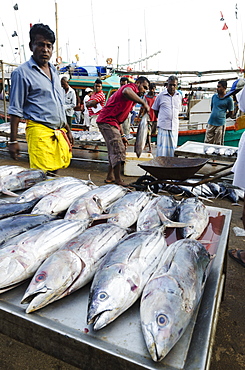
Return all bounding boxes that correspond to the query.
[55,1,59,61]
[0,60,7,122]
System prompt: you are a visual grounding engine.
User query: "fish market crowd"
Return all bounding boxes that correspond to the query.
[0,164,242,363]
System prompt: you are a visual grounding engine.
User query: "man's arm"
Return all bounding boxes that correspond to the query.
[9,114,21,160]
[153,110,159,118]
[64,123,74,145]
[226,110,234,119]
[123,87,150,112]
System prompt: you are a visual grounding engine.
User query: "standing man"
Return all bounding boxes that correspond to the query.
[152,75,182,157]
[8,23,73,174]
[204,80,234,145]
[138,82,158,152]
[83,88,93,129]
[120,76,131,137]
[61,76,76,128]
[96,76,150,186]
[86,78,105,132]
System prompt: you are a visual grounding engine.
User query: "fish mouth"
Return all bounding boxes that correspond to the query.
[87,309,113,331]
[143,326,161,362]
[21,286,49,305]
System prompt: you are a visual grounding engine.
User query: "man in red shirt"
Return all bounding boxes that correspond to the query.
[138,82,158,152]
[97,76,150,186]
[86,78,105,132]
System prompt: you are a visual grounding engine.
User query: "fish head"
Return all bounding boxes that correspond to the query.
[107,208,138,228]
[87,263,140,330]
[140,275,184,362]
[21,249,82,312]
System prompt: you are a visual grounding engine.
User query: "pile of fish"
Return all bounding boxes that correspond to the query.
[72,130,104,142]
[0,165,214,363]
[204,145,238,157]
[160,179,244,204]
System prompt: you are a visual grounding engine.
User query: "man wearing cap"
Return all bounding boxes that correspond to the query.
[204,80,234,145]
[83,88,93,129]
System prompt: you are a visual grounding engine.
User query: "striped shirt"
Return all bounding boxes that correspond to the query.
[88,91,106,117]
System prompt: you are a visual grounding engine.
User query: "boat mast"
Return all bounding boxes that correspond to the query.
[55,1,59,61]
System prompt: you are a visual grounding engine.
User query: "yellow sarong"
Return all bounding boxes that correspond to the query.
[26,120,72,172]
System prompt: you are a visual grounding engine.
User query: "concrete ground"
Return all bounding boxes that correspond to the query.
[0,144,244,370]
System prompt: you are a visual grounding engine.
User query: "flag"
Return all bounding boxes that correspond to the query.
[220,11,224,21]
[222,23,228,30]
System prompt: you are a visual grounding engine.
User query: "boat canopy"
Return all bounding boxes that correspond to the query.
[69,74,121,100]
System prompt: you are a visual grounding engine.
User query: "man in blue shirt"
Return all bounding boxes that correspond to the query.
[8,23,74,173]
[204,80,234,145]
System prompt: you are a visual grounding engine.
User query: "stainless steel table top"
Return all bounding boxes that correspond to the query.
[0,206,231,370]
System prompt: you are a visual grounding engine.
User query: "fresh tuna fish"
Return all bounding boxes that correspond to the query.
[225,187,239,204]
[0,219,90,293]
[176,198,209,239]
[206,182,222,197]
[107,191,151,228]
[31,182,95,216]
[137,195,179,231]
[0,214,53,246]
[0,199,39,220]
[0,165,26,179]
[0,169,46,196]
[87,227,167,330]
[16,176,93,203]
[135,114,148,158]
[21,224,128,313]
[204,146,215,155]
[140,239,211,362]
[64,184,128,221]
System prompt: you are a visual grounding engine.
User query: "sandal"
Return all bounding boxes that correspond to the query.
[228,249,245,268]
[104,179,115,184]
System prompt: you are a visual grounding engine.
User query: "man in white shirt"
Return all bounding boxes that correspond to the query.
[83,88,93,129]
[61,76,76,128]
[152,75,182,157]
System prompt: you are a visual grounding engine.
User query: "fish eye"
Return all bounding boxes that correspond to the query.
[35,271,47,283]
[98,291,108,301]
[157,314,168,327]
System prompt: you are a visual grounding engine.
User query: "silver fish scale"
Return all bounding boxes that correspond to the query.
[0,165,26,179]
[0,169,46,193]
[0,219,89,290]
[87,227,167,330]
[107,191,151,228]
[100,228,164,271]
[89,184,128,209]
[137,195,178,231]
[66,223,127,255]
[135,114,148,158]
[177,198,209,239]
[140,239,210,361]
[31,182,93,215]
[108,191,150,212]
[16,177,87,203]
[65,185,127,220]
[21,224,127,312]
[1,219,87,253]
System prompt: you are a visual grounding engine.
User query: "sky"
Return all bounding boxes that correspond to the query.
[0,0,244,85]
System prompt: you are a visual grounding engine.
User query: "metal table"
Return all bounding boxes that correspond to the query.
[0,206,231,370]
[175,141,238,163]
